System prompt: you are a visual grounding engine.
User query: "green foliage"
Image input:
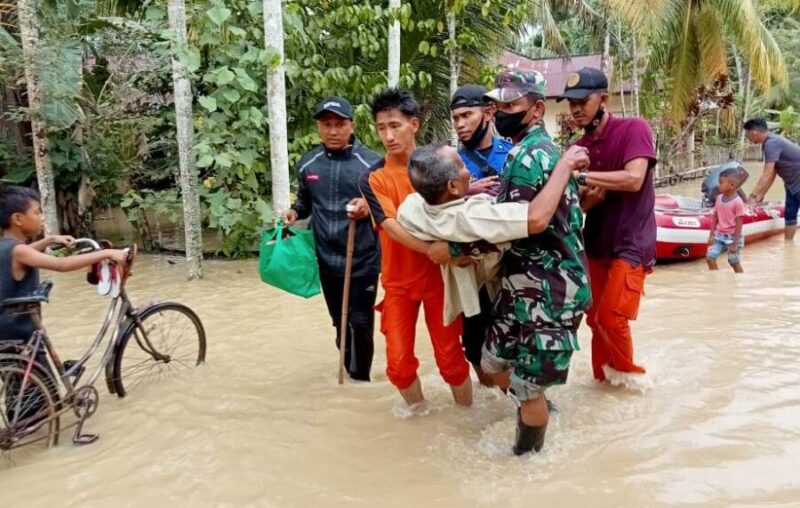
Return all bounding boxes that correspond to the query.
[0,143,33,183]
[161,0,276,256]
[37,39,83,130]
[174,0,526,256]
[511,0,604,58]
[283,0,520,147]
[49,136,82,182]
[119,187,182,250]
[0,0,176,229]
[760,5,800,110]
[766,106,800,140]
[609,0,788,127]
[2,0,535,255]
[120,187,182,225]
[10,0,795,255]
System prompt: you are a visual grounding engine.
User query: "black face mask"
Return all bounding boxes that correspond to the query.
[584,106,606,133]
[462,120,490,150]
[495,110,530,139]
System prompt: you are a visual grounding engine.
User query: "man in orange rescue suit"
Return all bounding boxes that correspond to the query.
[359,89,472,407]
[561,67,657,389]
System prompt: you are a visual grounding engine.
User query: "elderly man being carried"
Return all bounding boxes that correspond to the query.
[398,142,588,339]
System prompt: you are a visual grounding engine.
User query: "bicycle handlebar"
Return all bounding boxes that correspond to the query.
[72,238,102,251]
[68,239,138,272]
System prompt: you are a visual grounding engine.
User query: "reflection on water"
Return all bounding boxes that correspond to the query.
[2,165,799,507]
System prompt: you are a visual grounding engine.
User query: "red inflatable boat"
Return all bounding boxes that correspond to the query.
[655,195,786,260]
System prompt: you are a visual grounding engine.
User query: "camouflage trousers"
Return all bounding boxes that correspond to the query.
[481,318,580,401]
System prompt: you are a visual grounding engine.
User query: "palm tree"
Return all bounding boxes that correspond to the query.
[540,0,602,55]
[263,0,290,215]
[607,0,798,126]
[403,0,520,141]
[760,3,800,109]
[514,0,603,58]
[287,0,603,145]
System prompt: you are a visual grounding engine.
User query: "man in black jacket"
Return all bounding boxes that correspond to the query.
[282,97,381,381]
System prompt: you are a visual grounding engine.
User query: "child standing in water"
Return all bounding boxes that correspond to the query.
[707,167,746,273]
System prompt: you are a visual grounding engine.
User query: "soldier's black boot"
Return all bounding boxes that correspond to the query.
[512,410,547,456]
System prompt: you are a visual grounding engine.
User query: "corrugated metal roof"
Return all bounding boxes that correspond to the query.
[501,50,628,98]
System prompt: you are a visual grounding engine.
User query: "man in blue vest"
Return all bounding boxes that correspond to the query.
[449,84,513,385]
[450,85,513,197]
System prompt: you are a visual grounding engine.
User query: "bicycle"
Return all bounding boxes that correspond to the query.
[0,239,206,461]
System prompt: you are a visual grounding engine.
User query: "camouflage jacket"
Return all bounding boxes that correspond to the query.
[493,125,591,348]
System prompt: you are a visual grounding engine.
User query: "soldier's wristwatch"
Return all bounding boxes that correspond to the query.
[577,172,588,186]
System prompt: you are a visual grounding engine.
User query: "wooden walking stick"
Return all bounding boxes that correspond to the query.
[338,219,357,384]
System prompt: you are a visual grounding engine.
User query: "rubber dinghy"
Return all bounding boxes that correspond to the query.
[655,194,785,261]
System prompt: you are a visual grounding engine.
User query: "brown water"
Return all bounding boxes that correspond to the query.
[2,173,799,507]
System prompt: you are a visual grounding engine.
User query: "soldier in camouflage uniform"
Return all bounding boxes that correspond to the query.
[482,69,592,455]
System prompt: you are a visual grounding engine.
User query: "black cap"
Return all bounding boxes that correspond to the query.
[558,67,609,102]
[450,85,490,110]
[313,96,354,120]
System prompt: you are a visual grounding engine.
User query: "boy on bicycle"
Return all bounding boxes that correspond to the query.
[0,186,127,346]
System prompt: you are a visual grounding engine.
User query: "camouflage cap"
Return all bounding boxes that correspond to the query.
[484,69,547,104]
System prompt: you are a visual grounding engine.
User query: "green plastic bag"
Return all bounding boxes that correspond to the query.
[259,220,321,298]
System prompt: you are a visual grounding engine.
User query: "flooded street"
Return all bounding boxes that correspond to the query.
[2,175,800,507]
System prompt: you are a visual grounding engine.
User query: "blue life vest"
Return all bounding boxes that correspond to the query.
[458,136,513,180]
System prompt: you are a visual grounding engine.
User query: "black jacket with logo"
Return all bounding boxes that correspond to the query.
[292,139,381,278]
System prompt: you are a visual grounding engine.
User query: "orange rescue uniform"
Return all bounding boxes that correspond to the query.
[585,259,647,379]
[359,158,469,389]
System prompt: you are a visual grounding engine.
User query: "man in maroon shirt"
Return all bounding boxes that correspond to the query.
[559,67,657,389]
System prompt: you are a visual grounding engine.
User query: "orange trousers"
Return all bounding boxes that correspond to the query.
[586,258,647,381]
[376,275,469,390]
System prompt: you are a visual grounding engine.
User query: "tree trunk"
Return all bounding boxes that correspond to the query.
[168,0,203,280]
[632,28,640,117]
[0,84,27,159]
[732,46,745,151]
[66,55,96,238]
[732,46,743,95]
[686,127,695,171]
[739,66,752,156]
[264,0,291,214]
[601,24,611,78]
[448,8,459,146]
[388,0,401,87]
[18,0,59,236]
[615,20,626,117]
[540,24,546,56]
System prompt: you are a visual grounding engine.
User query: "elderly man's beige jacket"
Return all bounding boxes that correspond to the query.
[398,193,530,324]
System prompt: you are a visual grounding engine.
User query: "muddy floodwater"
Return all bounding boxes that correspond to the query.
[1,173,799,507]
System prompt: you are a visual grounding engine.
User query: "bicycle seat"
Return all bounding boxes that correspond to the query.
[0,281,54,309]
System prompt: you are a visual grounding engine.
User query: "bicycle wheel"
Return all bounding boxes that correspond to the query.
[0,358,60,463]
[111,302,206,397]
